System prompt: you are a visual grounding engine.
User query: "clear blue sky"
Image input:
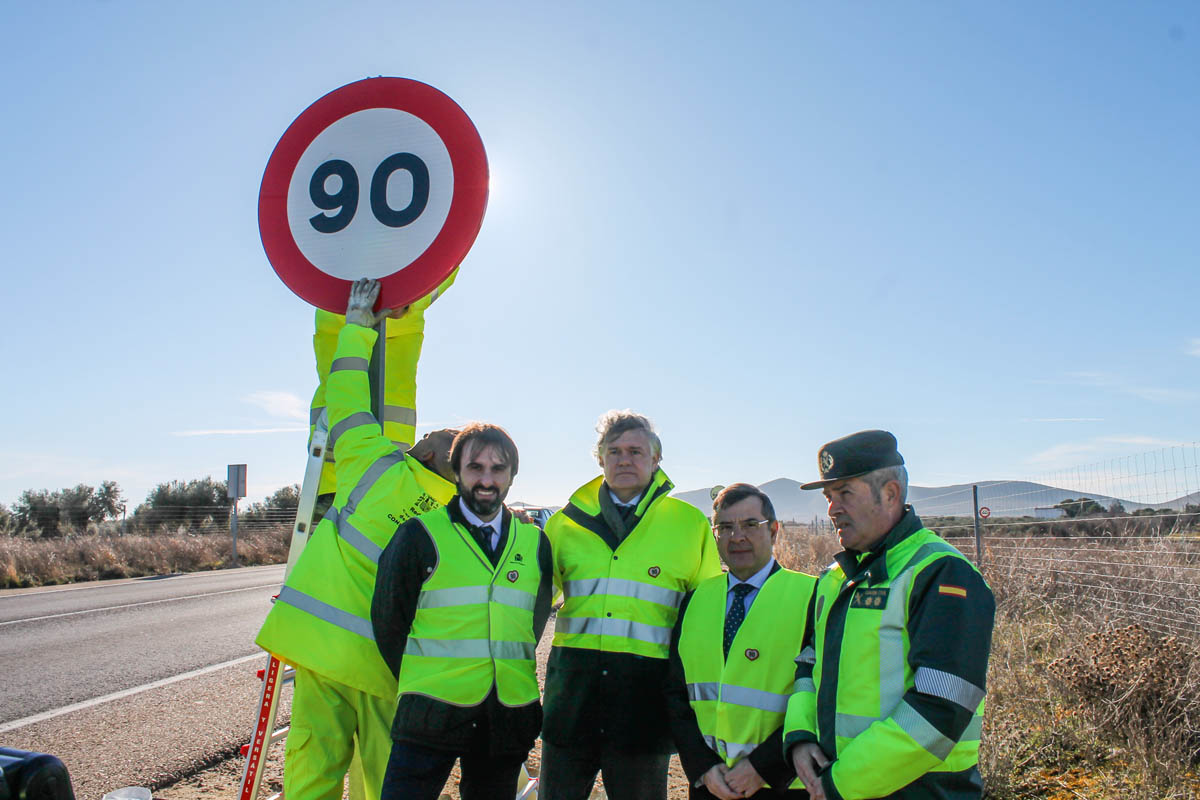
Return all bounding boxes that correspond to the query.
[3,1,1197,510]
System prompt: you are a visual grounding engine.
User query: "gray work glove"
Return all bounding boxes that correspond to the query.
[344,278,410,328]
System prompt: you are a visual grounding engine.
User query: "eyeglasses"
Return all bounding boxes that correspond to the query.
[713,518,774,536]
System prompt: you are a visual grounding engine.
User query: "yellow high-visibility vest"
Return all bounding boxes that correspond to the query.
[679,567,814,788]
[397,509,542,707]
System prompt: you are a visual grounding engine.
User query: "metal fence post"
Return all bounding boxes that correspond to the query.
[971,484,984,567]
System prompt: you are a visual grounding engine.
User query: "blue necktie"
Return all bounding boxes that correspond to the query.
[724,584,755,659]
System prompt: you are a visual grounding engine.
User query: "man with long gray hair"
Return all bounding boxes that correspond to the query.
[540,410,722,800]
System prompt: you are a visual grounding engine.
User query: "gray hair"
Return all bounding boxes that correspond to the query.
[863,465,908,505]
[593,409,662,463]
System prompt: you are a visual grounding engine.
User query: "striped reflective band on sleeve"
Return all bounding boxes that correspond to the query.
[382,405,417,427]
[835,712,877,739]
[914,666,985,712]
[320,507,383,565]
[793,677,816,694]
[330,412,379,449]
[344,452,405,515]
[276,586,375,640]
[330,356,369,372]
[403,638,536,661]
[892,700,957,760]
[310,407,324,425]
[562,577,684,609]
[556,615,672,647]
[416,585,537,612]
[687,682,719,702]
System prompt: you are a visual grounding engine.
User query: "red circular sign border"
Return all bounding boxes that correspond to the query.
[979,506,991,519]
[259,78,488,312]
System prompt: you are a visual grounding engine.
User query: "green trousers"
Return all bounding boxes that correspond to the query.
[284,666,395,800]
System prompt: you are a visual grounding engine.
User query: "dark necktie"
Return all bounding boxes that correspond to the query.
[723,584,755,659]
[618,504,636,525]
[469,524,494,559]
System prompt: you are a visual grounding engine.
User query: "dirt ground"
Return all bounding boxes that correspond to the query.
[154,615,693,799]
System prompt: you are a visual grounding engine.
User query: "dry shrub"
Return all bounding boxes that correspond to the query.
[1049,624,1200,778]
[0,526,290,588]
[776,524,840,574]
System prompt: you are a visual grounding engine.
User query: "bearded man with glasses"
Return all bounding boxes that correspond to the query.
[666,483,817,799]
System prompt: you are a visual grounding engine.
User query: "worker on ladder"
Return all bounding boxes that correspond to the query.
[256,274,459,800]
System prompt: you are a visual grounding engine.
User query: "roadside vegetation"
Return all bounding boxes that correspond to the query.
[778,513,1200,800]
[8,478,1200,797]
[0,477,296,588]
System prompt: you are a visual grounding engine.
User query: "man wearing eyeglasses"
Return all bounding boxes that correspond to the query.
[667,483,816,799]
[540,410,722,799]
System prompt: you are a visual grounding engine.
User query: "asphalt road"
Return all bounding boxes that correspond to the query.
[0,565,289,798]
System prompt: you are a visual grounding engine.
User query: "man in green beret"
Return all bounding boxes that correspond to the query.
[783,430,994,800]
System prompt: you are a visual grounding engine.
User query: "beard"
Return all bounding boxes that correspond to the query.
[459,480,508,519]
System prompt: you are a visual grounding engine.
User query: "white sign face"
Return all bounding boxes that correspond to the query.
[285,108,454,281]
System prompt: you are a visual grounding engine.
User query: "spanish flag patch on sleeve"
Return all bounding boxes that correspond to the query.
[938,584,968,598]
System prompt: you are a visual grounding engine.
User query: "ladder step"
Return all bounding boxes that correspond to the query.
[239,726,289,757]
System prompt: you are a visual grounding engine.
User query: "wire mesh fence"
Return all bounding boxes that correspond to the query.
[786,441,1200,640]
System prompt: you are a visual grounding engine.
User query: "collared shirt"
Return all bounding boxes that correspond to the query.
[725,557,776,616]
[608,488,644,510]
[459,497,500,550]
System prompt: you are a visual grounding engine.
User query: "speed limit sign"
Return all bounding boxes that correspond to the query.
[979,506,991,519]
[259,78,488,312]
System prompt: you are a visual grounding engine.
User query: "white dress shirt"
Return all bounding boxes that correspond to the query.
[459,497,501,551]
[725,557,777,616]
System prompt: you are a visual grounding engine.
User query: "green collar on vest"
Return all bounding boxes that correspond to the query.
[834,505,925,585]
[567,468,675,516]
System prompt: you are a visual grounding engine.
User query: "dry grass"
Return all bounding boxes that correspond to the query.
[0,525,290,588]
[776,523,1200,800]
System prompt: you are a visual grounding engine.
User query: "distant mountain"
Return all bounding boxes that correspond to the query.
[673,478,1194,520]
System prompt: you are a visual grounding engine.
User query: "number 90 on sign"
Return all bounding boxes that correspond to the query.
[285,108,453,282]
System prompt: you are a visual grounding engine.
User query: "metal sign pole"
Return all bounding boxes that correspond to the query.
[971,484,984,567]
[231,499,240,565]
[368,319,387,420]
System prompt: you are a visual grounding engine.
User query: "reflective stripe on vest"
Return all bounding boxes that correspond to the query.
[679,569,814,786]
[397,511,541,707]
[276,586,375,640]
[562,577,683,609]
[555,615,672,647]
[404,637,536,661]
[685,682,790,714]
[703,735,757,763]
[546,471,719,659]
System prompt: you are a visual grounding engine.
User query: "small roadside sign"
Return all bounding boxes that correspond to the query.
[259,77,488,312]
[979,506,991,519]
[228,464,247,500]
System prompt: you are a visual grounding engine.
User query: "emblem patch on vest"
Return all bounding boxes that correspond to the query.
[648,566,661,578]
[744,648,760,661]
[851,588,889,609]
[507,570,519,583]
[514,553,524,563]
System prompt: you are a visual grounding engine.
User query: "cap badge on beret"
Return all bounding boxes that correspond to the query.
[800,429,904,491]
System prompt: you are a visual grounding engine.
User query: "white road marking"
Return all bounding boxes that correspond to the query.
[0,583,281,627]
[0,565,284,598]
[0,653,266,733]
